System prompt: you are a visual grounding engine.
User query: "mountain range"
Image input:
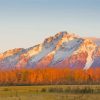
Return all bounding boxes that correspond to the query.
[0,32,100,70]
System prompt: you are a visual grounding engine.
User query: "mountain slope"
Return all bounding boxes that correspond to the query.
[0,31,100,70]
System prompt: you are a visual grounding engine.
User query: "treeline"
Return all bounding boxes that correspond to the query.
[0,67,100,85]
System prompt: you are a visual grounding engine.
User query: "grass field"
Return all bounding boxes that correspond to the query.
[0,85,100,100]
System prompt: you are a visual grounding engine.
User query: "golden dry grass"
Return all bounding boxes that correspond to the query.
[0,85,100,100]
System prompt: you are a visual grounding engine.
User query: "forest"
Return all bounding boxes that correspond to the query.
[0,67,100,85]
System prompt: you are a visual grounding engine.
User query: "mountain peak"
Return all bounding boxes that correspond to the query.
[44,31,78,45]
[54,31,77,38]
[54,31,68,37]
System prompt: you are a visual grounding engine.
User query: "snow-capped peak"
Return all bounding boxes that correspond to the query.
[0,31,100,70]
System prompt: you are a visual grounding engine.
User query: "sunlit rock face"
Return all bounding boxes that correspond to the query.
[0,31,100,70]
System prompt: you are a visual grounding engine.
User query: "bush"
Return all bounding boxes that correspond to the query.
[3,88,9,91]
[48,87,63,93]
[41,88,47,92]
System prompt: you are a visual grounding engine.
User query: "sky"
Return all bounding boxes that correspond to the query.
[0,0,100,53]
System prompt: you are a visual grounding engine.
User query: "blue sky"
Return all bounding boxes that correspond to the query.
[0,0,100,52]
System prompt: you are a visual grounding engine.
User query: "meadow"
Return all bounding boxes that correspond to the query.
[0,85,100,100]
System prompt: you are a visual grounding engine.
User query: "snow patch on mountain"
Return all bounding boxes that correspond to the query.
[26,32,67,68]
[50,38,83,66]
[16,44,42,68]
[0,49,26,69]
